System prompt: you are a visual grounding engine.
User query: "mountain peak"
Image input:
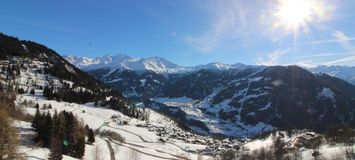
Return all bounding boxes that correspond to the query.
[65,54,188,74]
[65,54,259,75]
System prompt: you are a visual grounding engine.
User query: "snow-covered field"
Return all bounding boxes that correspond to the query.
[242,131,355,160]
[16,93,211,160]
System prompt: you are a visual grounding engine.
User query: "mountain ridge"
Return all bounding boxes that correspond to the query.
[64,54,258,75]
[65,54,355,86]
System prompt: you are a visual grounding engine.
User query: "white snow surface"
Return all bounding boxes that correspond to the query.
[15,94,210,160]
[243,131,355,160]
[317,87,336,102]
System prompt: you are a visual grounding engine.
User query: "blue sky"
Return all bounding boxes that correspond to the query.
[1,0,355,67]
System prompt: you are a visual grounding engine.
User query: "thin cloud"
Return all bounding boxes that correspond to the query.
[308,37,355,45]
[333,31,355,50]
[301,31,355,66]
[294,61,317,68]
[322,31,355,65]
[323,55,355,65]
[306,31,355,47]
[281,60,316,68]
[256,49,289,66]
[296,53,344,58]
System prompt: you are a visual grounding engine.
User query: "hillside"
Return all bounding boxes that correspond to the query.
[0,33,219,159]
[150,66,355,138]
[69,54,355,138]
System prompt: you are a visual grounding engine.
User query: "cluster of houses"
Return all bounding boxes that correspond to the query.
[135,122,241,155]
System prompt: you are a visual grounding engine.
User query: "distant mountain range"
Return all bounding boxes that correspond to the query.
[309,65,355,85]
[65,54,355,85]
[66,54,355,137]
[64,55,257,74]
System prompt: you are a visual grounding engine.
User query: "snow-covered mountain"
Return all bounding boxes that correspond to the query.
[65,54,133,69]
[65,55,355,138]
[149,66,355,137]
[195,62,261,70]
[71,59,355,138]
[64,55,260,75]
[65,55,190,74]
[65,55,263,100]
[66,54,355,87]
[310,65,355,85]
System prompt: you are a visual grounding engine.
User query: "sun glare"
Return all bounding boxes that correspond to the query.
[272,0,327,35]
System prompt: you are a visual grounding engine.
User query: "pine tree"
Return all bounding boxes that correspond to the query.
[70,114,86,158]
[33,110,87,159]
[32,108,40,129]
[43,112,53,147]
[30,88,35,95]
[35,112,45,144]
[49,110,63,160]
[87,128,95,144]
[34,103,40,109]
[73,137,86,158]
[18,87,25,94]
[49,135,63,160]
[42,104,47,110]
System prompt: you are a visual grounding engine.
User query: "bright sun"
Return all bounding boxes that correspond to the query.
[272,0,326,35]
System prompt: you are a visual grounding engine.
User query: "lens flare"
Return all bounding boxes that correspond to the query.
[271,0,328,36]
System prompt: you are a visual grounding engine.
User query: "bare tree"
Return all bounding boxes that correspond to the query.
[0,108,20,159]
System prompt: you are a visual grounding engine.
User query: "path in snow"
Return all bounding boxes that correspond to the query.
[109,139,186,160]
[107,124,192,153]
[107,124,152,143]
[105,124,192,160]
[105,139,116,160]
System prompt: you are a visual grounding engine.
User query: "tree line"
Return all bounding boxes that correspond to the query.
[43,85,149,120]
[32,109,95,159]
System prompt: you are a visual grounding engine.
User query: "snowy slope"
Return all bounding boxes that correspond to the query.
[15,93,217,160]
[241,131,355,160]
[5,57,215,159]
